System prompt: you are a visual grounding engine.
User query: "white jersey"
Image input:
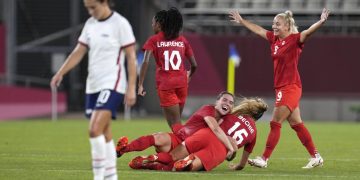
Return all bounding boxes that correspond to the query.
[78,12,136,94]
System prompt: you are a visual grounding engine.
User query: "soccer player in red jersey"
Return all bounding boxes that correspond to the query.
[116,91,235,159]
[128,97,268,171]
[138,7,198,134]
[229,8,330,168]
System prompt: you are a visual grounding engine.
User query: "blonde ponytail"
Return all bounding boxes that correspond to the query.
[276,10,299,33]
[231,97,268,120]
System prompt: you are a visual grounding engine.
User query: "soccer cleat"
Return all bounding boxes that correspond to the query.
[302,154,324,169]
[248,156,268,168]
[128,155,158,169]
[116,136,128,158]
[173,154,195,171]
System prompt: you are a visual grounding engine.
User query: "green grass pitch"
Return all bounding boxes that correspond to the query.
[0,119,360,179]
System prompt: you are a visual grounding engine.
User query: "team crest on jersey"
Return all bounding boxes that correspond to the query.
[282,41,285,45]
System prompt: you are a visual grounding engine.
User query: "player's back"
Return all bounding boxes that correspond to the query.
[177,105,215,140]
[143,32,194,90]
[220,114,257,149]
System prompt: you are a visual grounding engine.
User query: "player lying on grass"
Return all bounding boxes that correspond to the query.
[125,97,268,171]
[116,91,236,160]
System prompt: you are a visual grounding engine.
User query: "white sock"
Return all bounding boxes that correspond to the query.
[104,139,118,180]
[90,135,106,180]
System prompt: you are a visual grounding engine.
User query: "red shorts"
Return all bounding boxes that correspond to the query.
[157,87,188,107]
[155,133,182,153]
[184,128,227,171]
[168,133,182,152]
[275,84,302,112]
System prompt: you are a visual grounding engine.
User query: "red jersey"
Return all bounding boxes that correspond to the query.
[220,114,257,153]
[266,31,304,88]
[142,32,194,90]
[177,105,216,140]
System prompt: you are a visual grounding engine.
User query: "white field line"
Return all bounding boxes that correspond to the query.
[1,153,359,162]
[0,168,356,179]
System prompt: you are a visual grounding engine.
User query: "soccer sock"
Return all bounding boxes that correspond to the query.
[171,123,183,134]
[262,121,282,160]
[123,135,155,152]
[291,122,317,157]
[156,152,174,164]
[104,139,117,180]
[90,135,107,180]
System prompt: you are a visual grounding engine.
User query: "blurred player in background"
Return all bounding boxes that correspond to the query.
[50,0,137,179]
[128,97,268,172]
[116,91,235,160]
[229,8,330,169]
[138,7,198,134]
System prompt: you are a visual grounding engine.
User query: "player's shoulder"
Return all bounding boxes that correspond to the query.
[112,12,131,25]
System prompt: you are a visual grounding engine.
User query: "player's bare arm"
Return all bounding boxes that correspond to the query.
[137,50,152,96]
[187,56,197,83]
[229,10,268,40]
[124,44,137,106]
[50,43,87,88]
[229,150,251,170]
[204,116,235,158]
[300,8,330,43]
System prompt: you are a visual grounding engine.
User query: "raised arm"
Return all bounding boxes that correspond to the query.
[137,50,152,96]
[229,10,268,40]
[300,8,330,43]
[50,43,87,88]
[204,116,235,157]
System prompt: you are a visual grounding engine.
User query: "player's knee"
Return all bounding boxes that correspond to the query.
[89,126,103,137]
[153,133,169,146]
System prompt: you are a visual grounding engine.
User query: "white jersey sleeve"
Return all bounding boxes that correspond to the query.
[118,17,136,47]
[78,19,90,45]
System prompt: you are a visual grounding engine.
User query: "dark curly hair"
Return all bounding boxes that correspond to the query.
[154,7,183,40]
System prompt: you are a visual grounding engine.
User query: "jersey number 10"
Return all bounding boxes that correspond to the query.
[163,50,182,71]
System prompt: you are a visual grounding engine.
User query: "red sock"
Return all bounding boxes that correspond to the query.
[123,135,155,152]
[171,123,183,134]
[262,121,282,160]
[156,152,174,164]
[291,123,317,157]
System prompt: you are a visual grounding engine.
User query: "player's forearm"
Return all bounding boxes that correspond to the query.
[127,57,137,91]
[241,19,267,39]
[188,56,197,77]
[238,150,251,169]
[56,45,85,76]
[204,117,234,151]
[301,20,324,42]
[138,60,149,87]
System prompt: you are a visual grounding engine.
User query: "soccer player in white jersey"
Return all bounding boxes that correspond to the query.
[50,0,137,179]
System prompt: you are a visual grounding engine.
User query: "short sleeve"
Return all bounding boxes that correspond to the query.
[142,36,155,52]
[78,20,89,46]
[266,31,274,44]
[197,105,215,118]
[119,18,136,47]
[294,33,304,48]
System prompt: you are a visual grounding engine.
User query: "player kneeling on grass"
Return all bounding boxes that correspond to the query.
[128,97,268,171]
[116,91,235,160]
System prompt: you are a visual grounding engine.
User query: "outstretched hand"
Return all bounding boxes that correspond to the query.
[320,8,330,23]
[229,10,243,24]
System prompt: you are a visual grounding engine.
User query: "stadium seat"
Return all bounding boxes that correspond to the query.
[306,0,324,11]
[213,0,234,8]
[289,0,304,10]
[325,0,342,10]
[196,0,214,9]
[233,0,251,8]
[252,0,269,9]
[270,0,288,9]
[343,0,359,10]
